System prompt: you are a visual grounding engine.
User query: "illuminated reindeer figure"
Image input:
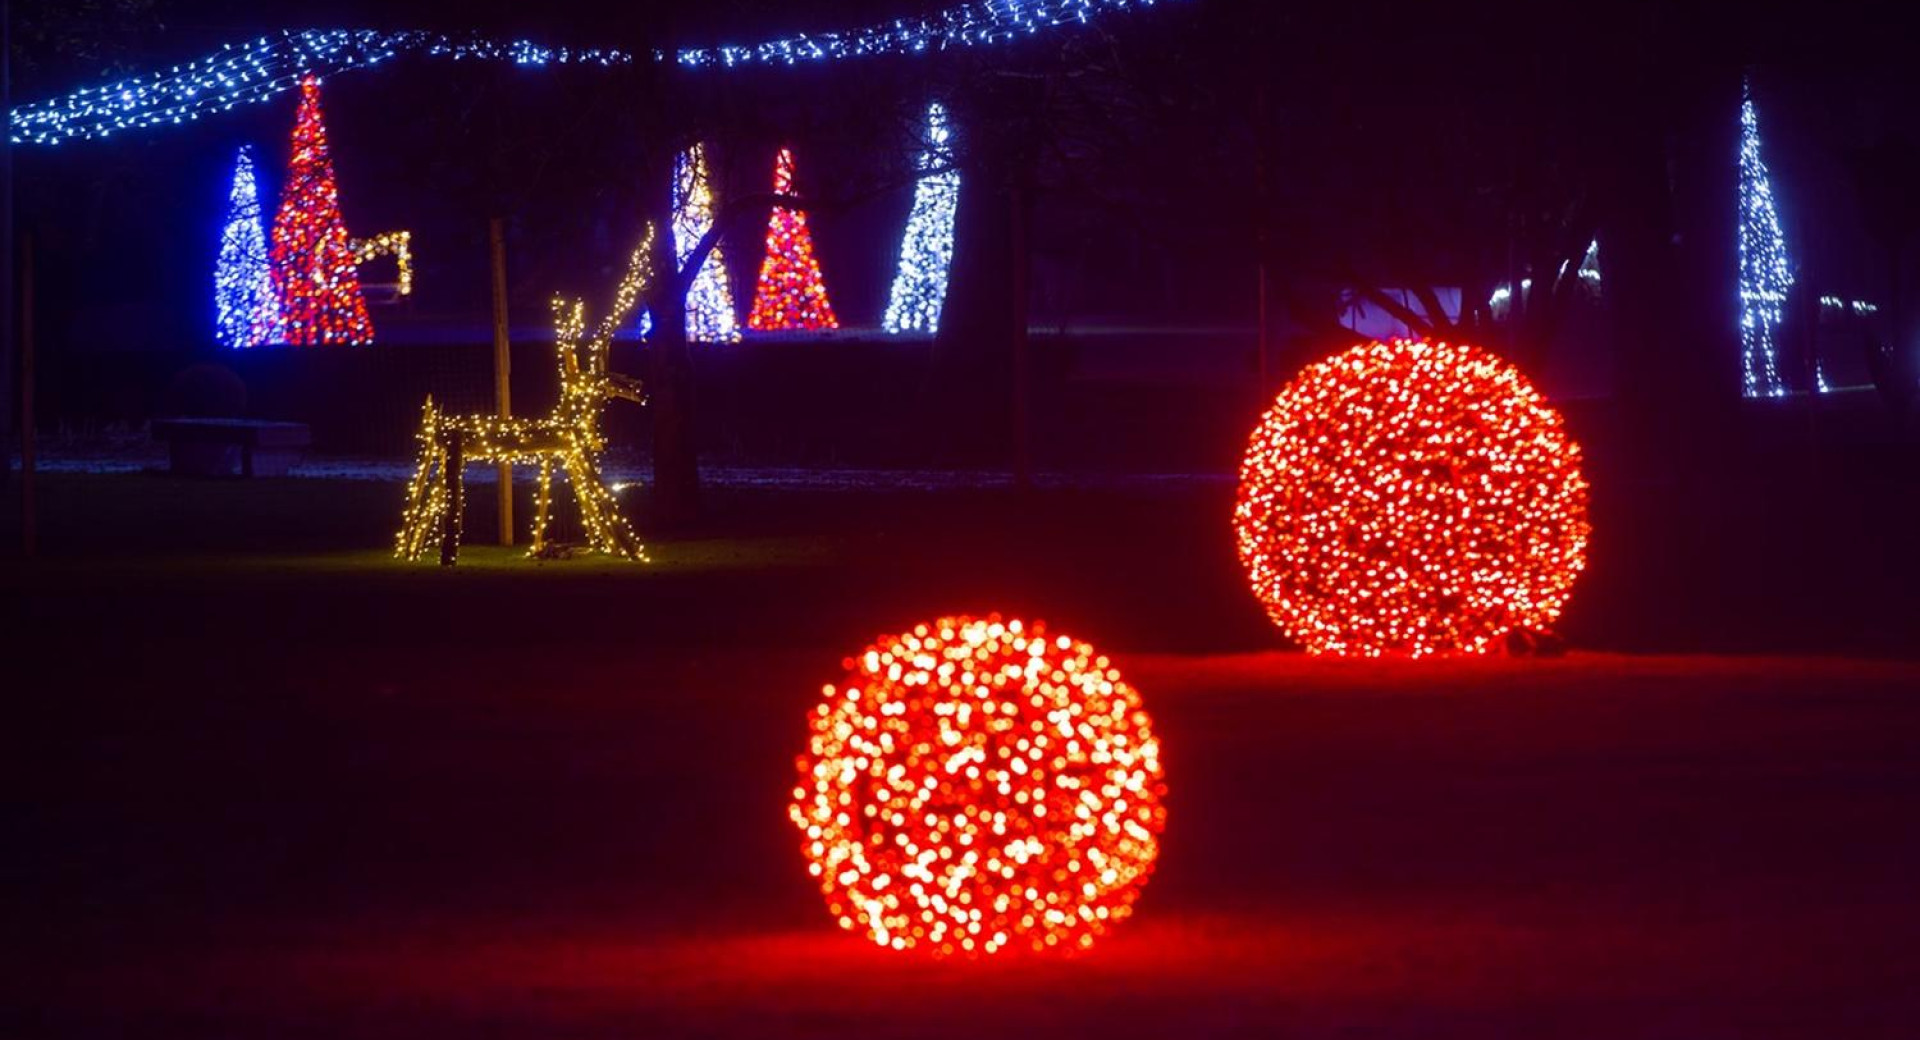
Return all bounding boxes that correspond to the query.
[396,225,657,565]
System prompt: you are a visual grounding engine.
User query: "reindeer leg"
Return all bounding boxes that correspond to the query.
[425,443,451,559]
[406,456,440,561]
[398,411,446,561]
[566,450,643,560]
[441,431,465,566]
[531,456,554,556]
[397,447,431,559]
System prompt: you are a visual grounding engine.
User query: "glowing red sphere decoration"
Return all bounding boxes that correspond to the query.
[1234,338,1591,657]
[791,615,1167,956]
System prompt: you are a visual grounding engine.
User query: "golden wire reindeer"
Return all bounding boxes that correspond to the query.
[396,225,657,565]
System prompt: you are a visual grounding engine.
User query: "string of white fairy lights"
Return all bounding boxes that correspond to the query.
[9,0,1178,146]
[9,30,632,146]
[675,0,1172,68]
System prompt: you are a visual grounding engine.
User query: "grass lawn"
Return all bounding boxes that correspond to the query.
[6,471,1920,1037]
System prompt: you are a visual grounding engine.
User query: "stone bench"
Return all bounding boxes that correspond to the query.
[152,418,313,478]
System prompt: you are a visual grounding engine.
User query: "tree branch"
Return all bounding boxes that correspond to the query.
[1352,284,1441,337]
[657,163,958,306]
[1411,284,1459,335]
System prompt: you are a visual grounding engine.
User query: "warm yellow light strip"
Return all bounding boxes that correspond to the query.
[350,230,413,296]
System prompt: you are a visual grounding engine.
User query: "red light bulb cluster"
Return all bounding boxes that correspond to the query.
[269,77,373,346]
[1234,338,1590,657]
[748,147,840,332]
[791,615,1167,956]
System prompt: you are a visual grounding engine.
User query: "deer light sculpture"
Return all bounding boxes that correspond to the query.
[396,225,657,565]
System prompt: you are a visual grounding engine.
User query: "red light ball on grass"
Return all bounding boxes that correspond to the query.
[791,615,1167,956]
[1234,338,1590,657]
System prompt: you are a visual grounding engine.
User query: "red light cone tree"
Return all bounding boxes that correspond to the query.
[748,147,839,331]
[270,76,373,345]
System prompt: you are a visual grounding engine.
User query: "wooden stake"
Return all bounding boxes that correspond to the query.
[490,218,513,546]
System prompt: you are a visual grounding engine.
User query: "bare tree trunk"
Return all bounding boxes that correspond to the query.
[1666,67,1744,427]
[646,153,700,529]
[928,78,1041,467]
[1603,57,1742,477]
[1603,101,1680,475]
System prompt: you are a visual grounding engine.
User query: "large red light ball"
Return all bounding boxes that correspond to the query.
[1234,338,1590,657]
[791,616,1167,956]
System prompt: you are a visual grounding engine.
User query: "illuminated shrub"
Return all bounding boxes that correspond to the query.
[791,616,1167,956]
[1234,338,1590,657]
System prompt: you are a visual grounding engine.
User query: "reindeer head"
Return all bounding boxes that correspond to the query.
[550,224,657,446]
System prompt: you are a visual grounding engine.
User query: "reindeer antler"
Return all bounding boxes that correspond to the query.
[551,297,588,376]
[546,224,657,380]
[593,223,658,349]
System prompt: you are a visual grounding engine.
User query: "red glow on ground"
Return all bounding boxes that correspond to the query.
[27,650,1920,1035]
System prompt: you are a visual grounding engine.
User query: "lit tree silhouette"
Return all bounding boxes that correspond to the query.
[269,76,373,345]
[675,144,741,342]
[747,148,839,331]
[214,145,283,347]
[883,102,959,335]
[1737,81,1794,397]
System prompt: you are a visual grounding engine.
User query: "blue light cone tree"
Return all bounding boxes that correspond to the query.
[884,102,960,335]
[214,145,284,347]
[1737,82,1801,397]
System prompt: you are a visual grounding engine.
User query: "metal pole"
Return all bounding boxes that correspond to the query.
[1254,80,1271,394]
[1011,183,1031,490]
[1796,212,1819,475]
[489,217,513,546]
[1256,261,1270,394]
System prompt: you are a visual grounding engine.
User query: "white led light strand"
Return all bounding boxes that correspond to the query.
[1819,295,1877,316]
[9,29,631,146]
[677,0,1174,68]
[213,144,283,348]
[884,102,959,335]
[1487,239,1600,318]
[674,144,742,343]
[13,1,1177,145]
[1738,82,1794,399]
